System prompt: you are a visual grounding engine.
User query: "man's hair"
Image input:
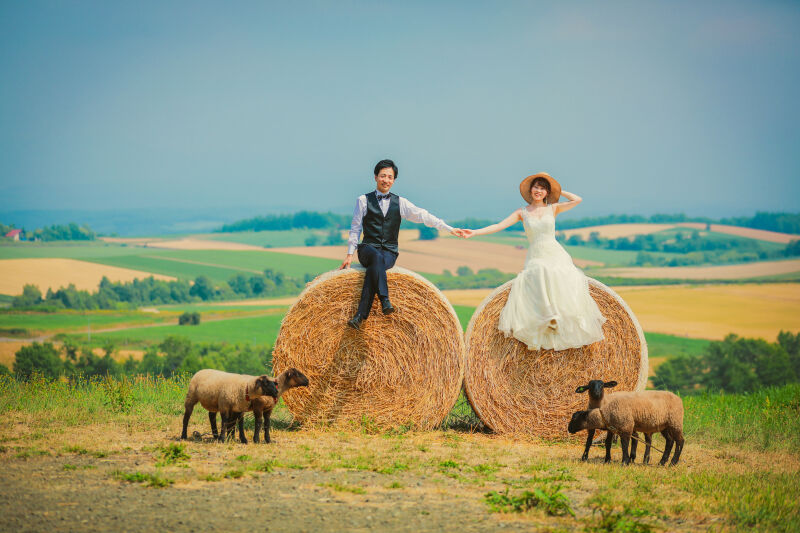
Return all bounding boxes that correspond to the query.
[374,159,398,179]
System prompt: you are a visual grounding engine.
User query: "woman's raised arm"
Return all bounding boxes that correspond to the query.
[554,191,582,216]
[463,210,522,238]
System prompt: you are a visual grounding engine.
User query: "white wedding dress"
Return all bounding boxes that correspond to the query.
[498,204,606,351]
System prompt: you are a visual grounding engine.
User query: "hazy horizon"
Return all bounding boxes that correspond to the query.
[2,1,799,222]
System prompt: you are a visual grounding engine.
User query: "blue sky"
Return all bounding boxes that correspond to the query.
[1,1,798,221]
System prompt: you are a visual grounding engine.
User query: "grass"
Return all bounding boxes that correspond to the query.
[644,332,710,359]
[1,376,799,530]
[0,310,172,334]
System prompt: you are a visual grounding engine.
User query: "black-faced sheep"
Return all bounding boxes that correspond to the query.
[214,368,309,444]
[568,390,685,466]
[575,379,617,462]
[181,369,279,442]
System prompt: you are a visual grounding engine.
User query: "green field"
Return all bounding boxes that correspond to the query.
[68,312,287,347]
[85,249,339,283]
[0,310,171,335]
[644,332,711,359]
[0,242,149,260]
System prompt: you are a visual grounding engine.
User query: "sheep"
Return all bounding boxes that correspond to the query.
[575,380,617,462]
[214,368,309,444]
[567,390,685,466]
[181,369,279,443]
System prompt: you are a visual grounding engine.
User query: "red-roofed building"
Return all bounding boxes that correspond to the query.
[5,229,22,241]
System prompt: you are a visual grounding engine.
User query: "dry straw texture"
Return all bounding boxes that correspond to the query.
[464,279,648,437]
[272,267,465,430]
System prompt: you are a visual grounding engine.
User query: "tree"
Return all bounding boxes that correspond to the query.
[14,343,63,379]
[418,226,438,241]
[12,284,43,308]
[189,276,215,300]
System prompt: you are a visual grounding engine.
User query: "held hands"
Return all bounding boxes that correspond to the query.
[450,228,474,239]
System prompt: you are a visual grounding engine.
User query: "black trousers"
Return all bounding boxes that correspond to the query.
[356,244,398,319]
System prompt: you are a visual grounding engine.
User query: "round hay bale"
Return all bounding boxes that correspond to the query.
[464,278,648,437]
[272,266,465,429]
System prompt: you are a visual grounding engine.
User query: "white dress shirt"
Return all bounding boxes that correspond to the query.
[347,191,454,254]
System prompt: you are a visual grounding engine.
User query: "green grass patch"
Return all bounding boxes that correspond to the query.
[321,482,366,494]
[157,443,190,466]
[484,485,575,516]
[644,332,711,359]
[0,310,171,334]
[452,305,475,331]
[113,470,174,488]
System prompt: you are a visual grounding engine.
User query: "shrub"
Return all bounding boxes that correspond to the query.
[179,312,201,326]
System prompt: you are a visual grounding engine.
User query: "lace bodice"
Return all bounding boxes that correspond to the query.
[521,205,556,242]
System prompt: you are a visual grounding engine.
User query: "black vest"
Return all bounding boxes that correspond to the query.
[360,191,401,254]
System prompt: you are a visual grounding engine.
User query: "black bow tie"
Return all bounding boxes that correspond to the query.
[377,194,390,201]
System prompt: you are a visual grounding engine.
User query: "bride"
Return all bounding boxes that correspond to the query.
[463,173,606,351]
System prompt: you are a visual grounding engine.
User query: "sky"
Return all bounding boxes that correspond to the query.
[1,0,799,222]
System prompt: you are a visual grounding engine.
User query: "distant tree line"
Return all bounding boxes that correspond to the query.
[4,336,272,380]
[557,229,800,267]
[432,267,515,290]
[218,211,350,233]
[12,269,310,310]
[0,221,96,241]
[653,331,800,394]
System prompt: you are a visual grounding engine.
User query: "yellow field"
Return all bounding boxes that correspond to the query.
[594,259,800,280]
[676,223,799,244]
[0,258,175,296]
[614,283,800,340]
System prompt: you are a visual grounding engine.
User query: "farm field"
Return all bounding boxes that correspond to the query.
[66,310,287,347]
[0,258,175,295]
[593,258,800,280]
[676,222,800,244]
[1,377,797,532]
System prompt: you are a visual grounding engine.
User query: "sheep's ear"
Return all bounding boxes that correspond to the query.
[604,381,618,388]
[575,385,588,393]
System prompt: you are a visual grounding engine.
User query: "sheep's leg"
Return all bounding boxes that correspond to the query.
[208,412,218,439]
[253,411,262,444]
[643,433,652,464]
[670,434,684,466]
[237,415,248,444]
[620,433,631,465]
[581,429,595,461]
[218,413,229,443]
[603,431,613,463]
[263,409,272,444]
[630,432,639,463]
[659,430,674,466]
[181,400,195,440]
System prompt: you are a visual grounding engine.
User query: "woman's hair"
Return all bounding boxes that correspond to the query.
[374,159,398,179]
[531,177,551,194]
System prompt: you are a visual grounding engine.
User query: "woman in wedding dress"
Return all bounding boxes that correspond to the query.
[463,173,606,351]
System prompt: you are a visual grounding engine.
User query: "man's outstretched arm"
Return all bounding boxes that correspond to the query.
[400,198,465,237]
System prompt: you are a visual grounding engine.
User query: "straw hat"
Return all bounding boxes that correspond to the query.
[519,172,561,204]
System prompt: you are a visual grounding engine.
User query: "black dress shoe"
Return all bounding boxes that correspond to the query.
[347,314,364,330]
[381,299,395,315]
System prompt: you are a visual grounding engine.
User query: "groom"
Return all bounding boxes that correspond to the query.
[340,159,464,330]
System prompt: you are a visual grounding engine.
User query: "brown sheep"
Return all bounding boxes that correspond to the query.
[575,379,617,462]
[568,390,685,466]
[181,369,278,443]
[212,368,309,444]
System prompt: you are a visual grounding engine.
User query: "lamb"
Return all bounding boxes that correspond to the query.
[214,368,309,444]
[568,390,685,466]
[181,369,279,443]
[574,380,617,462]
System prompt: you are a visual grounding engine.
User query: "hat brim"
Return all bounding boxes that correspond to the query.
[519,173,561,205]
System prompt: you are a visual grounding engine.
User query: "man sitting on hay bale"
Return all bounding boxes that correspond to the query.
[339,159,466,329]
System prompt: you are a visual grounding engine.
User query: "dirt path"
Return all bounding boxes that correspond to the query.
[0,455,532,532]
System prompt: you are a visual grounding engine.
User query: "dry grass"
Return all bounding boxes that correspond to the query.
[0,342,28,368]
[272,267,465,429]
[595,259,800,280]
[561,223,676,240]
[614,283,800,340]
[272,238,600,274]
[676,223,800,244]
[0,258,175,295]
[139,238,267,251]
[464,280,647,437]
